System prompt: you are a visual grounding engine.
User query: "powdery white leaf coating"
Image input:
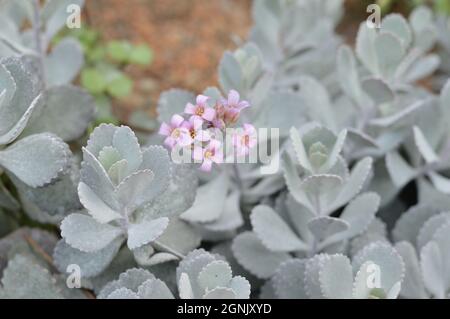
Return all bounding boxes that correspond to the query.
[53,239,123,278]
[1,254,63,299]
[272,259,308,299]
[251,205,308,252]
[126,217,169,250]
[60,213,124,252]
[181,172,229,223]
[232,232,290,279]
[0,133,71,187]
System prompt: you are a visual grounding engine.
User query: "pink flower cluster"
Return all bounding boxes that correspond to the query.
[159,90,256,171]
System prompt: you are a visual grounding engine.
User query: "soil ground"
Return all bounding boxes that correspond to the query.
[85,0,411,119]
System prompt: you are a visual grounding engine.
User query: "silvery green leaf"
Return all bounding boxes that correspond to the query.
[144,253,178,266]
[140,163,198,219]
[178,272,194,299]
[385,150,417,188]
[420,241,446,299]
[53,238,123,278]
[115,169,155,211]
[202,190,243,232]
[272,259,307,299]
[98,268,157,299]
[392,204,439,245]
[330,157,373,211]
[361,77,394,105]
[0,60,40,144]
[78,182,121,223]
[198,260,232,291]
[111,126,143,175]
[417,179,450,211]
[409,6,436,52]
[21,85,95,141]
[80,147,119,211]
[251,205,308,252]
[232,232,290,279]
[1,254,63,299]
[413,126,439,163]
[228,276,251,299]
[90,248,137,295]
[219,52,243,93]
[355,22,378,74]
[307,216,349,244]
[432,222,450,278]
[156,218,201,256]
[304,254,328,299]
[137,278,174,299]
[319,254,353,299]
[369,159,399,207]
[127,217,169,250]
[286,194,315,243]
[139,145,170,198]
[369,98,425,128]
[337,45,365,107]
[181,172,229,223]
[301,174,343,215]
[282,152,310,210]
[45,38,84,86]
[0,133,71,187]
[157,89,194,123]
[403,54,440,83]
[42,0,85,39]
[105,288,139,299]
[381,14,412,49]
[374,32,405,79]
[417,212,450,250]
[395,241,428,299]
[298,76,337,131]
[176,249,222,297]
[290,127,311,171]
[256,92,308,136]
[203,287,236,299]
[61,213,124,252]
[336,192,379,238]
[352,260,377,299]
[13,159,81,216]
[352,242,405,297]
[350,218,389,257]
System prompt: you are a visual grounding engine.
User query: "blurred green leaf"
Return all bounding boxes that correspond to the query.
[129,44,154,66]
[81,68,108,94]
[106,74,133,98]
[107,40,132,63]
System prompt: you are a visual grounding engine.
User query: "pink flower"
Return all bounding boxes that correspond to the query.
[159,114,192,148]
[193,140,223,172]
[185,95,216,122]
[223,90,250,111]
[216,90,250,124]
[233,124,257,156]
[181,116,211,142]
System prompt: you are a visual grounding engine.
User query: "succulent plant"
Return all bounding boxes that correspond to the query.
[0,0,450,300]
[176,249,251,299]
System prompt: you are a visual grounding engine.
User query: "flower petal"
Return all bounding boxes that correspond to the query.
[203,107,216,122]
[184,103,196,115]
[158,122,171,136]
[170,114,185,127]
[228,90,240,106]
